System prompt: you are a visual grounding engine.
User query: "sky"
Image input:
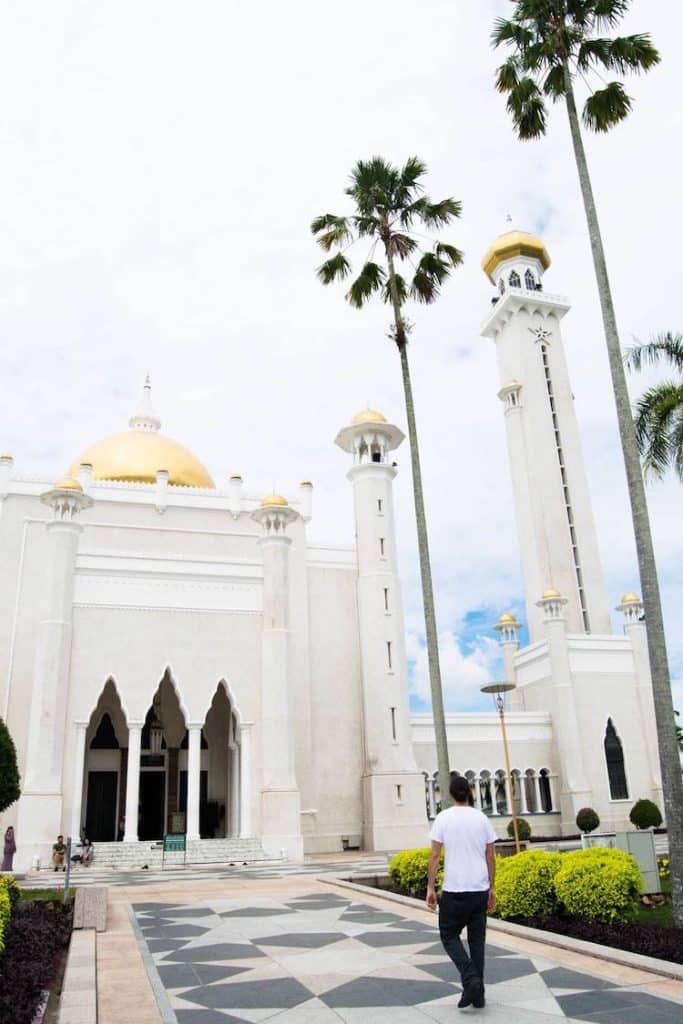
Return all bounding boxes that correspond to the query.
[0,1,681,714]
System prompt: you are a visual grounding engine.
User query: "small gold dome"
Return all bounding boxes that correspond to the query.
[54,477,83,492]
[300,479,313,486]
[352,409,387,425]
[229,474,243,481]
[0,453,12,460]
[482,229,551,283]
[542,587,561,598]
[499,612,516,623]
[261,493,288,507]
[69,431,214,488]
[621,592,641,604]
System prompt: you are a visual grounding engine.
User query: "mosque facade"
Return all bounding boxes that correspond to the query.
[0,229,662,872]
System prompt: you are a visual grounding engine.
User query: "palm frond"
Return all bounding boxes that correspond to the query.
[491,16,534,50]
[608,34,661,74]
[316,251,351,286]
[591,1,632,30]
[582,81,632,132]
[624,333,683,374]
[496,56,521,94]
[435,241,464,267]
[413,196,462,229]
[311,215,353,251]
[353,215,380,238]
[507,76,548,139]
[346,261,385,308]
[399,156,427,192]
[382,272,408,307]
[410,251,452,304]
[346,157,398,215]
[387,232,418,260]
[542,61,566,99]
[633,381,683,479]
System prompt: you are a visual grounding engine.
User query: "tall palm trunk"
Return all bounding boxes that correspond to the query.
[563,63,683,925]
[386,249,451,807]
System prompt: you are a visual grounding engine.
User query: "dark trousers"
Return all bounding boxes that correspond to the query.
[438,890,489,988]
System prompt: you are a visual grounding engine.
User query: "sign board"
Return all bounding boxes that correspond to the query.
[581,830,661,894]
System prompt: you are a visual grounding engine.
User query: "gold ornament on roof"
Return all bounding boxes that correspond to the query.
[498,612,516,623]
[260,493,288,507]
[541,587,561,598]
[352,409,387,425]
[54,477,83,492]
[621,592,641,604]
[69,432,214,488]
[482,229,551,283]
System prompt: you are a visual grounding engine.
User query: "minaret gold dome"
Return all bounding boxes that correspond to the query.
[352,409,387,425]
[541,587,562,598]
[621,592,641,604]
[260,493,289,507]
[68,379,214,489]
[482,228,551,283]
[54,477,83,492]
[498,612,516,623]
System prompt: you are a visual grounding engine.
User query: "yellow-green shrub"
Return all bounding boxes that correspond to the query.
[0,875,17,953]
[554,848,641,923]
[388,847,443,896]
[495,850,561,919]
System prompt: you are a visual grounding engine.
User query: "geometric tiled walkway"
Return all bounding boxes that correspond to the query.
[133,890,682,1022]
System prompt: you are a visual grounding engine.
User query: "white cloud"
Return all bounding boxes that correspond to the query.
[407,630,501,711]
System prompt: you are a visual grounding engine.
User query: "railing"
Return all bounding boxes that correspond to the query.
[423,768,559,820]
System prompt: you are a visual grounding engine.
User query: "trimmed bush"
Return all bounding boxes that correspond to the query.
[576,807,600,834]
[0,716,20,813]
[554,848,641,923]
[495,850,562,919]
[629,798,662,830]
[388,847,443,897]
[507,818,531,841]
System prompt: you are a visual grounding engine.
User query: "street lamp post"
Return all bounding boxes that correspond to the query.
[481,682,520,855]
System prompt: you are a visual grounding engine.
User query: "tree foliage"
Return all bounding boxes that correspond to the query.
[492,1,660,139]
[312,156,462,342]
[625,333,683,480]
[0,717,20,814]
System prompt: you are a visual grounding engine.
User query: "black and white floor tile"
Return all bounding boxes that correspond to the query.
[132,892,683,1023]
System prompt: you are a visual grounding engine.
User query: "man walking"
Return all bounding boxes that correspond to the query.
[426,775,497,1009]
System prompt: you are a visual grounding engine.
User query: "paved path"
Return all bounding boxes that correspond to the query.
[111,869,683,1024]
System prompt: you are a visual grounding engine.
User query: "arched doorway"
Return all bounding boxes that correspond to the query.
[137,671,186,840]
[82,680,127,841]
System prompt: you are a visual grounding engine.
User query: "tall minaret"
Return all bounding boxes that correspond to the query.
[336,410,427,851]
[481,227,611,641]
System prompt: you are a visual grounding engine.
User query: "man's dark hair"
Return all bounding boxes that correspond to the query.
[449,774,472,804]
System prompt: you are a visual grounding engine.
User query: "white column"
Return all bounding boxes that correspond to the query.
[186,723,202,841]
[229,745,240,836]
[490,774,500,815]
[124,724,142,842]
[533,772,542,813]
[503,774,513,816]
[548,774,558,812]
[70,722,88,841]
[239,722,253,838]
[475,776,483,810]
[518,775,529,815]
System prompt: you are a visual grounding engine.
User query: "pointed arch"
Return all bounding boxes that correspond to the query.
[85,675,130,732]
[156,665,190,726]
[86,677,129,747]
[216,678,243,728]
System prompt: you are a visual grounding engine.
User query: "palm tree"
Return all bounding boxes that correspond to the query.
[312,156,462,806]
[625,332,683,479]
[491,2,683,926]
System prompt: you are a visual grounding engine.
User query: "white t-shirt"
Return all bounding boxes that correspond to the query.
[430,805,497,892]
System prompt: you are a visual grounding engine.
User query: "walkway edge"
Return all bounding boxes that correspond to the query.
[126,904,178,1024]
[320,875,683,982]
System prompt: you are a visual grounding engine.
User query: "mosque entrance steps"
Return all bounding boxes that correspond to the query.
[78,837,269,870]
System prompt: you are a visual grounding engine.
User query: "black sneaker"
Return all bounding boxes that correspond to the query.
[458,978,483,1008]
[472,989,485,1009]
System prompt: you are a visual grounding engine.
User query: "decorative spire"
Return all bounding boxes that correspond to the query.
[129,374,161,433]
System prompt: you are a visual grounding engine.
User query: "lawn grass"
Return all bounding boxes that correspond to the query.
[18,888,74,904]
[633,878,672,928]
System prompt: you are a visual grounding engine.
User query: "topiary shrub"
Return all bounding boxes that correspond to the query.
[507,818,531,841]
[495,850,562,919]
[576,807,600,834]
[554,848,641,923]
[0,716,20,813]
[629,798,663,830]
[388,847,443,897]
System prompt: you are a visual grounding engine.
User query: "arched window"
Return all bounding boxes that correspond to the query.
[498,278,505,295]
[604,719,629,799]
[509,270,521,288]
[524,269,536,290]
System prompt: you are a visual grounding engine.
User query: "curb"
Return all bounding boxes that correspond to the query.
[320,874,683,983]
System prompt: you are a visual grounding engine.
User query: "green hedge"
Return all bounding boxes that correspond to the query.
[388,847,443,896]
[0,876,19,953]
[554,848,642,923]
[496,850,562,918]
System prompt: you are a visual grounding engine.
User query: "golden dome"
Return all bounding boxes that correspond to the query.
[261,493,288,507]
[482,229,551,283]
[352,409,387,425]
[300,479,313,486]
[542,587,561,598]
[54,477,83,492]
[621,592,641,604]
[229,474,243,480]
[498,612,516,623]
[69,431,214,488]
[0,453,12,460]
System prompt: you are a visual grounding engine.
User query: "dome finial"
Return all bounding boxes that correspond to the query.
[129,373,161,433]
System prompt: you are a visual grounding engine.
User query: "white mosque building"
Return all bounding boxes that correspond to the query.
[0,228,663,872]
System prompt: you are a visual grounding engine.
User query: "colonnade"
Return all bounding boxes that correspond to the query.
[423,767,558,820]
